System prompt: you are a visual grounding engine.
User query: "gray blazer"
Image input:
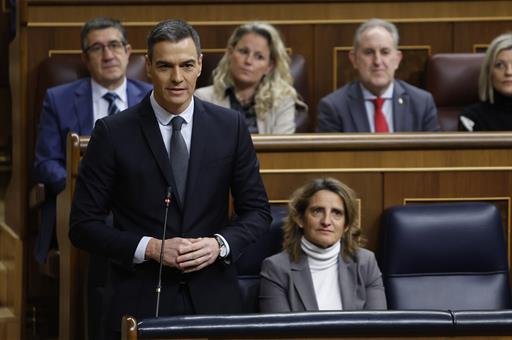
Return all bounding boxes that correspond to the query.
[259,248,387,312]
[317,80,440,132]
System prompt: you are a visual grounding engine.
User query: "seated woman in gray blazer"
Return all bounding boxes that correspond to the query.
[195,22,306,134]
[259,178,387,312]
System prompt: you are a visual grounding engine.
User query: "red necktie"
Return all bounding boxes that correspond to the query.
[372,97,389,132]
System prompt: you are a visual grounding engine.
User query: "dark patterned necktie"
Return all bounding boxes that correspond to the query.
[170,116,189,203]
[103,92,121,116]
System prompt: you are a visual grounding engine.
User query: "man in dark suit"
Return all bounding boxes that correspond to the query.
[69,19,271,333]
[33,17,152,263]
[318,18,440,132]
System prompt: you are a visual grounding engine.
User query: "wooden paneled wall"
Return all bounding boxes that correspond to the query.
[0,0,12,178]
[1,1,17,339]
[0,222,23,340]
[254,133,512,259]
[0,0,11,143]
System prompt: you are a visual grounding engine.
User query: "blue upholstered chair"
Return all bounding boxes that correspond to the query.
[235,206,286,312]
[379,202,511,310]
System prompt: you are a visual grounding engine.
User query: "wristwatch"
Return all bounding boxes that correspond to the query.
[214,235,228,259]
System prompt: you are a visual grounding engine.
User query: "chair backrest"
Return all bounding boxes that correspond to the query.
[453,310,512,334]
[379,202,511,310]
[235,205,286,276]
[197,53,311,132]
[125,311,455,339]
[235,205,286,313]
[425,53,485,131]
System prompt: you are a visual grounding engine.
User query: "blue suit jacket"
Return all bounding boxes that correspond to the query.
[69,95,271,329]
[34,77,152,263]
[317,80,440,132]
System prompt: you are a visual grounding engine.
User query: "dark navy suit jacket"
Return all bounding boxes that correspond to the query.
[317,80,440,132]
[33,77,151,263]
[69,95,271,329]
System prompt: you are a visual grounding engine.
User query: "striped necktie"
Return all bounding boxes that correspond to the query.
[103,92,121,116]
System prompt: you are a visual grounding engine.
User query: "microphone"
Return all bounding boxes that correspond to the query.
[155,186,172,318]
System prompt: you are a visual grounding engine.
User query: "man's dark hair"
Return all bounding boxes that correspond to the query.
[147,19,201,60]
[81,17,127,52]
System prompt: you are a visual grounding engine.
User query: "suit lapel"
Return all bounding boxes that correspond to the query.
[182,97,207,215]
[348,83,371,132]
[74,79,94,134]
[338,254,357,310]
[137,96,175,198]
[126,80,147,107]
[291,254,319,310]
[392,80,408,132]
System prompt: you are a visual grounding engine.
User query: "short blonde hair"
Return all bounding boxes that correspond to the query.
[282,178,365,262]
[479,32,512,103]
[211,22,306,120]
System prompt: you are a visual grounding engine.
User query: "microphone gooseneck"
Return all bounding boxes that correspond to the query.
[155,186,172,318]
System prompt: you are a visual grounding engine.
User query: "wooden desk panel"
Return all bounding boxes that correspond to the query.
[253,133,512,262]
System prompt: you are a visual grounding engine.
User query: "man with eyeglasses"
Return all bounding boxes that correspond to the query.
[33,16,151,340]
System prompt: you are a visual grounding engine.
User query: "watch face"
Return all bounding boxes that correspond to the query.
[216,236,228,258]
[220,246,228,258]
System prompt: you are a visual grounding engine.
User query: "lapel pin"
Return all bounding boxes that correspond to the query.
[398,97,404,105]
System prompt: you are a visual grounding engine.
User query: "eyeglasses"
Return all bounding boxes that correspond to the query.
[85,41,126,55]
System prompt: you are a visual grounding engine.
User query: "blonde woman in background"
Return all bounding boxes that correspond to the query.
[459,32,512,131]
[195,22,306,134]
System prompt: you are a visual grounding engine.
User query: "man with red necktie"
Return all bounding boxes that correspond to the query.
[318,18,440,133]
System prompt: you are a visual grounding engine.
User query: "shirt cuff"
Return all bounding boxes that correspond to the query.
[214,233,230,256]
[133,236,151,264]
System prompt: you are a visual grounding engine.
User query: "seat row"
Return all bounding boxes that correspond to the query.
[35,52,484,132]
